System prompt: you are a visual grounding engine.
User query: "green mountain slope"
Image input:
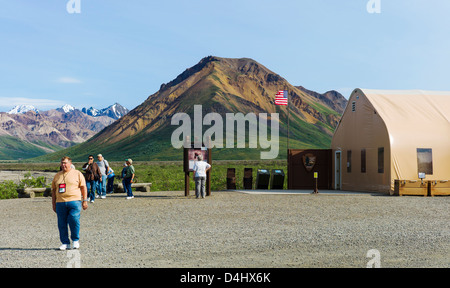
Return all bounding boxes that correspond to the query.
[0,135,63,160]
[32,56,346,162]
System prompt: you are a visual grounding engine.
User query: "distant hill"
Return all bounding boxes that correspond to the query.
[0,103,128,160]
[33,56,347,162]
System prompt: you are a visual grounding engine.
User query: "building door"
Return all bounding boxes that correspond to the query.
[288,149,332,190]
[335,151,341,190]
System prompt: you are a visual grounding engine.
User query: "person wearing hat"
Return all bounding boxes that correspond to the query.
[123,159,135,199]
[96,154,110,199]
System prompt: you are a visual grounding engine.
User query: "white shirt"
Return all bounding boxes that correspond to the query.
[193,161,211,177]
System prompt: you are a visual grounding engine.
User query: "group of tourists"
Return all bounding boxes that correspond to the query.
[50,153,210,251]
[51,155,135,250]
[81,154,135,202]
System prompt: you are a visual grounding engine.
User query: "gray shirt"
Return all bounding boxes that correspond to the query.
[96,159,109,176]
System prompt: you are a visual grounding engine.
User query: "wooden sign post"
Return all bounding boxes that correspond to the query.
[183,142,212,197]
[313,172,319,194]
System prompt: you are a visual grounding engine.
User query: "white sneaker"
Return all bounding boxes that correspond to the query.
[101,196,106,199]
[73,241,80,249]
[126,196,133,200]
[59,244,69,251]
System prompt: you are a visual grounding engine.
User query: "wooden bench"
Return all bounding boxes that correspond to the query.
[17,188,51,198]
[114,183,152,193]
[16,183,153,198]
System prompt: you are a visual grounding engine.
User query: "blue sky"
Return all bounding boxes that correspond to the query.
[1,0,449,111]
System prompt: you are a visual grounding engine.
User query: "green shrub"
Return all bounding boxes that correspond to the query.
[108,160,287,191]
[0,172,49,200]
[0,181,19,200]
[19,172,48,189]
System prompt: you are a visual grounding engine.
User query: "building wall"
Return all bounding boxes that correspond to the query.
[331,89,391,193]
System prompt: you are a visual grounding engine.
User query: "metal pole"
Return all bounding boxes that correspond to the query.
[287,91,290,152]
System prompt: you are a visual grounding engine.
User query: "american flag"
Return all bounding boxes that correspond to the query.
[275,90,288,106]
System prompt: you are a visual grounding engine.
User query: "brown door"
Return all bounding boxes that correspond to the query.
[288,149,332,190]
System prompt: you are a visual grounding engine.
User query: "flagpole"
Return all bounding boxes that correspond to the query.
[287,90,290,153]
[275,90,290,155]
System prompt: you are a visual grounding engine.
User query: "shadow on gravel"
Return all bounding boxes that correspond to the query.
[0,247,57,251]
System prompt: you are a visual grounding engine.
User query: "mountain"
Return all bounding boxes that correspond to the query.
[295,86,347,115]
[0,103,128,160]
[7,105,39,114]
[34,56,347,162]
[81,103,129,120]
[58,104,75,113]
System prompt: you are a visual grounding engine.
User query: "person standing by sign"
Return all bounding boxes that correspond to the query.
[192,153,211,199]
[52,156,88,250]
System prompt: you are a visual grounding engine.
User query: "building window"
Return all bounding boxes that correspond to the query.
[351,101,356,112]
[361,149,366,173]
[347,150,352,173]
[417,148,433,175]
[378,147,384,173]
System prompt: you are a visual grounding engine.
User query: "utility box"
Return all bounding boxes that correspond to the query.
[227,168,236,190]
[243,168,253,189]
[256,169,270,190]
[270,169,285,189]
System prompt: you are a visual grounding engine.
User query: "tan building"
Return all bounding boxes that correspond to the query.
[331,88,450,195]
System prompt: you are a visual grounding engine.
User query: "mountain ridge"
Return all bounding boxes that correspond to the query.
[0,103,129,160]
[90,56,344,144]
[33,56,348,162]
[7,103,129,120]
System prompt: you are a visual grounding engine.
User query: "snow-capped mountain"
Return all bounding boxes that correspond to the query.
[0,102,128,160]
[5,103,128,120]
[81,103,129,120]
[81,107,100,117]
[60,104,75,113]
[7,105,39,114]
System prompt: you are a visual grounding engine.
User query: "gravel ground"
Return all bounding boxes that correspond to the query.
[0,191,448,268]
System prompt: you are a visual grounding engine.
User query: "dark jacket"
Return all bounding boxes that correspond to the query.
[82,162,101,181]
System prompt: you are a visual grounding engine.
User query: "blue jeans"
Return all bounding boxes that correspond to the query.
[86,180,98,200]
[56,201,82,245]
[107,176,115,194]
[123,178,133,197]
[97,175,107,196]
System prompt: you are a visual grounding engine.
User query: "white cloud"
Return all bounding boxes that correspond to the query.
[0,97,65,111]
[57,77,82,84]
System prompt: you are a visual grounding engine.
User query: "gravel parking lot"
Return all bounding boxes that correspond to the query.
[0,191,448,268]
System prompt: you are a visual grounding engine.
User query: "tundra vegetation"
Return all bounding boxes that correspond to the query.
[0,160,287,199]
